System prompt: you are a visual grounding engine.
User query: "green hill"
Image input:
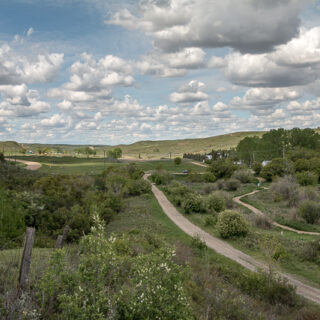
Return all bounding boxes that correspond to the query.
[0,141,25,155]
[21,131,265,159]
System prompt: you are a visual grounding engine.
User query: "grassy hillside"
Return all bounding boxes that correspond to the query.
[21,131,265,159]
[0,141,25,154]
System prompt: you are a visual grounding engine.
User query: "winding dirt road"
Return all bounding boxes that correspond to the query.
[234,190,320,236]
[144,174,320,304]
[5,158,42,171]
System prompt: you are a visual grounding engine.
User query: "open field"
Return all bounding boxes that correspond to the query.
[12,156,206,175]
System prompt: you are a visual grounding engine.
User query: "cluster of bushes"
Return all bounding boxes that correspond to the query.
[270,175,320,225]
[150,170,173,185]
[0,162,151,246]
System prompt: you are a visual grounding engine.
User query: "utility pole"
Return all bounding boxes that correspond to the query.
[104,150,106,169]
[169,152,171,160]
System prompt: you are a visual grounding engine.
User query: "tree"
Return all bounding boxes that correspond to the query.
[174,157,182,165]
[216,210,249,238]
[113,147,122,159]
[0,152,4,163]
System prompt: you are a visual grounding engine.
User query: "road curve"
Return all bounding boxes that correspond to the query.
[234,190,320,236]
[5,158,42,171]
[144,174,320,305]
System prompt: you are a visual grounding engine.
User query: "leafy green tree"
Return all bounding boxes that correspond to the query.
[208,159,237,179]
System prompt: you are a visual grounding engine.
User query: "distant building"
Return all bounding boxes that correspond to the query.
[262,160,271,167]
[205,154,213,160]
[26,150,33,155]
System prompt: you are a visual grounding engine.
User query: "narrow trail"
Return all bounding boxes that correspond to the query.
[191,161,209,168]
[5,158,42,171]
[234,190,320,236]
[144,173,320,304]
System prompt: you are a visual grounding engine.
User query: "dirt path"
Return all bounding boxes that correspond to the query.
[234,190,320,236]
[144,174,320,304]
[191,161,208,168]
[5,158,42,171]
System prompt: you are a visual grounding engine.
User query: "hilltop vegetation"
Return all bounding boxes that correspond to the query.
[0,141,25,154]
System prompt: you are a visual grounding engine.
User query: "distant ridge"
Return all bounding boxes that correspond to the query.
[0,141,25,154]
[15,131,265,159]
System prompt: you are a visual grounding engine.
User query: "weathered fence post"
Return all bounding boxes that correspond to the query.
[55,225,70,249]
[18,227,35,290]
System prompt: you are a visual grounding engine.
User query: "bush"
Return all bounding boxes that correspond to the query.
[206,194,225,213]
[224,178,240,191]
[165,182,193,207]
[202,183,217,194]
[270,175,299,206]
[182,194,206,214]
[240,270,298,307]
[174,157,182,165]
[253,162,262,175]
[298,187,319,202]
[216,210,249,238]
[203,172,216,183]
[299,238,320,263]
[150,171,172,185]
[232,169,253,184]
[126,179,151,196]
[190,235,207,251]
[37,227,192,320]
[253,215,273,230]
[297,200,320,224]
[213,190,234,209]
[295,171,318,186]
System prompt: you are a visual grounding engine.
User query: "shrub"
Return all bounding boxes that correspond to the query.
[165,182,192,207]
[206,194,225,213]
[253,162,262,175]
[299,238,320,263]
[298,187,319,202]
[150,171,172,185]
[224,178,240,191]
[295,171,318,186]
[203,172,216,183]
[126,179,151,196]
[191,235,207,251]
[240,270,298,307]
[182,194,206,214]
[204,215,217,227]
[37,223,192,320]
[213,190,234,209]
[216,210,249,238]
[202,183,217,194]
[253,215,273,230]
[174,157,182,165]
[270,175,299,206]
[232,169,253,184]
[297,200,320,224]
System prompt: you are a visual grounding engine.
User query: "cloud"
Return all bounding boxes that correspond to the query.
[136,47,205,77]
[170,80,208,104]
[221,27,320,88]
[0,84,50,117]
[40,113,71,128]
[287,98,320,115]
[231,87,301,114]
[27,27,34,37]
[108,0,302,53]
[0,43,63,85]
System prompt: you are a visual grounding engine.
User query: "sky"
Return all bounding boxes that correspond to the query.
[0,0,320,145]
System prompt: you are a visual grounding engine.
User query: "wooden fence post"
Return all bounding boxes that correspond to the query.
[18,227,35,290]
[55,225,70,249]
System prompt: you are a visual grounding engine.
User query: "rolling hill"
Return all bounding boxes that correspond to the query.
[2,131,265,159]
[0,141,25,154]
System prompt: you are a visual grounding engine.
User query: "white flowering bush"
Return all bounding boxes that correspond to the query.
[37,215,192,319]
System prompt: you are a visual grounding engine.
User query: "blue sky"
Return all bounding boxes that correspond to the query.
[0,0,319,144]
